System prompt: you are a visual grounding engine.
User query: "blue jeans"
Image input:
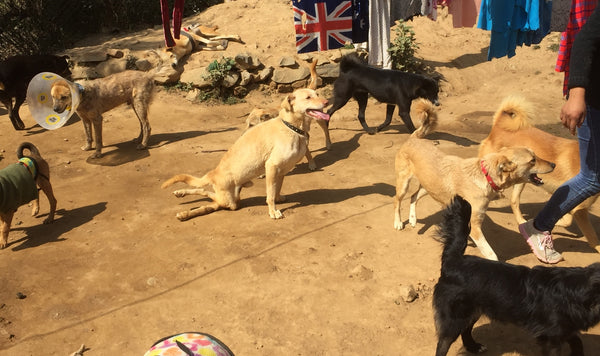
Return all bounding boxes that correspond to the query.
[535,105,600,232]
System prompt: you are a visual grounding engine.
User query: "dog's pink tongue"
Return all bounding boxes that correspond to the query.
[308,109,330,121]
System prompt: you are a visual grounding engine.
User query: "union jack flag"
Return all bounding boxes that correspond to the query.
[293,0,354,53]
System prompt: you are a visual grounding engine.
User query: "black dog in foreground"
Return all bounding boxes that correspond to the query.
[0,54,71,130]
[326,52,439,134]
[433,195,600,356]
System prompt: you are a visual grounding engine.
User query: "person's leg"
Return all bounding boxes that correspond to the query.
[520,105,600,263]
[160,0,175,47]
[535,105,600,231]
[172,0,184,40]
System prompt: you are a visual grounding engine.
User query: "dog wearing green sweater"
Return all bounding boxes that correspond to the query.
[0,142,56,248]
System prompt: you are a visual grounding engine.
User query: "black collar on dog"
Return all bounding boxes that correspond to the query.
[282,119,308,138]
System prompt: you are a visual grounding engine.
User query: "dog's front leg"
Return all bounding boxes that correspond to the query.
[509,183,527,224]
[80,117,94,152]
[469,209,498,260]
[354,92,375,134]
[0,212,14,249]
[376,104,395,132]
[91,116,104,158]
[265,165,284,219]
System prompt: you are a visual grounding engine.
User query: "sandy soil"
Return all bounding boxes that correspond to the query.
[1,1,600,355]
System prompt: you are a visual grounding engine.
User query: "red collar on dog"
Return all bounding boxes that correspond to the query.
[480,160,500,191]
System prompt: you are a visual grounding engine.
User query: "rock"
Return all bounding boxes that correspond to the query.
[222,72,240,88]
[76,50,108,64]
[154,66,183,84]
[180,68,212,88]
[234,52,262,70]
[239,70,253,86]
[272,66,310,84]
[316,63,340,79]
[397,285,418,303]
[279,56,297,67]
[256,66,273,82]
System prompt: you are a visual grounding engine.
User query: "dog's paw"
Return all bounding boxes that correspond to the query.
[176,211,190,221]
[89,152,103,159]
[393,218,404,230]
[173,190,187,198]
[269,209,284,219]
[43,217,54,224]
[308,161,317,171]
[0,240,6,249]
[136,143,148,150]
[81,144,92,151]
[465,343,487,354]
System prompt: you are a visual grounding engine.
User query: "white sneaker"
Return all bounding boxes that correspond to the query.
[519,220,563,264]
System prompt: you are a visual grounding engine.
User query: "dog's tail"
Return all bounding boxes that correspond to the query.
[437,195,471,268]
[161,173,209,189]
[411,98,438,138]
[493,95,535,131]
[307,59,319,90]
[339,52,366,73]
[16,142,41,159]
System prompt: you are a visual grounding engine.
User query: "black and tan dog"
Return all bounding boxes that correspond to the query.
[0,142,56,249]
[326,52,440,135]
[433,195,600,356]
[0,54,71,130]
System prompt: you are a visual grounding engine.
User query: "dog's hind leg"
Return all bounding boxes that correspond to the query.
[408,187,428,227]
[572,208,600,253]
[38,176,57,224]
[1,92,25,130]
[0,212,14,249]
[565,333,584,356]
[173,188,215,201]
[376,104,395,132]
[537,335,563,356]
[354,91,375,134]
[460,321,487,353]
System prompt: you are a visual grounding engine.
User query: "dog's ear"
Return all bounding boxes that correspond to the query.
[498,157,517,173]
[281,93,295,112]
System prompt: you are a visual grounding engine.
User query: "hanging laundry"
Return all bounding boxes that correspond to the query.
[391,0,438,22]
[352,0,369,43]
[293,0,354,53]
[556,0,597,96]
[368,0,391,68]
[478,0,553,60]
[447,0,482,28]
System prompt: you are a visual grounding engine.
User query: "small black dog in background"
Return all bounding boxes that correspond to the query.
[326,52,439,134]
[433,195,600,356]
[0,54,71,130]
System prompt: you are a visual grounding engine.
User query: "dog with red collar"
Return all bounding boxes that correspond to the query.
[0,142,56,249]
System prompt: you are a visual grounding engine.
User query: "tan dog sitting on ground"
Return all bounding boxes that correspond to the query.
[478,95,600,253]
[162,88,330,220]
[393,106,555,260]
[51,70,155,159]
[0,142,57,249]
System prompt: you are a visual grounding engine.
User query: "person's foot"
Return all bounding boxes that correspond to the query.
[519,220,564,264]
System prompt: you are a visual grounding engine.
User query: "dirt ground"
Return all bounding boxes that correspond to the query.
[2,1,600,355]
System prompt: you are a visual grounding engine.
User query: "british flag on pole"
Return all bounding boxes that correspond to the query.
[293,0,354,53]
